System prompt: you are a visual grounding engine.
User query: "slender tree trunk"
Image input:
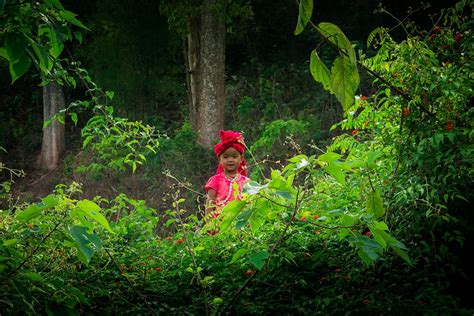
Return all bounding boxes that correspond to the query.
[185,0,225,149]
[37,81,65,170]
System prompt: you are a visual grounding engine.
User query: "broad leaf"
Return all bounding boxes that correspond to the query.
[3,239,17,247]
[329,56,360,111]
[67,225,102,265]
[41,194,59,209]
[5,33,28,63]
[76,200,114,233]
[249,250,269,270]
[23,271,44,282]
[29,39,53,74]
[38,25,64,58]
[318,22,355,62]
[16,204,42,222]
[9,53,32,83]
[59,10,91,31]
[318,151,342,163]
[44,0,65,11]
[243,181,267,195]
[249,199,270,233]
[0,47,7,60]
[348,236,381,265]
[230,248,248,264]
[220,200,246,232]
[366,190,385,218]
[310,50,331,91]
[323,163,345,185]
[294,0,313,35]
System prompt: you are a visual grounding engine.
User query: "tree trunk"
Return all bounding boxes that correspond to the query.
[38,81,65,170]
[185,0,225,149]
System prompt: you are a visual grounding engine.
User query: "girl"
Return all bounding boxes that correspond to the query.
[205,130,249,219]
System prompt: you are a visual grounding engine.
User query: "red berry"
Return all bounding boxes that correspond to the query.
[352,130,359,135]
[446,120,454,131]
[177,238,184,245]
[207,229,220,236]
[363,299,370,305]
[402,107,410,117]
[360,95,367,101]
[454,33,462,43]
[313,214,319,220]
[365,231,372,237]
[245,269,254,276]
[155,267,161,272]
[433,26,441,33]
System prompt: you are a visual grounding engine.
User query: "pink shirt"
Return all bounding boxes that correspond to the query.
[205,172,249,208]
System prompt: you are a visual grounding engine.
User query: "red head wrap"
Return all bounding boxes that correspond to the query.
[213,130,247,176]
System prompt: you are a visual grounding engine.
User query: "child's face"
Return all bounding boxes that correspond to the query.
[219,147,242,174]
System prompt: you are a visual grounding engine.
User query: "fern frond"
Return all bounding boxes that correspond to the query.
[367,27,388,48]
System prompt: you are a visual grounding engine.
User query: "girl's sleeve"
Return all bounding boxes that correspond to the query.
[205,176,218,192]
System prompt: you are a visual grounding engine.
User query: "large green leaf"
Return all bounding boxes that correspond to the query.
[392,244,412,266]
[366,190,385,218]
[294,0,313,35]
[243,181,267,195]
[318,151,342,163]
[310,50,331,91]
[0,47,7,59]
[44,0,65,11]
[76,200,114,233]
[16,204,42,222]
[4,33,28,62]
[318,22,355,63]
[248,250,269,270]
[9,53,32,83]
[41,194,59,208]
[28,39,53,73]
[38,24,64,58]
[230,248,248,264]
[59,10,90,31]
[348,236,381,265]
[220,200,247,232]
[23,271,44,282]
[329,56,359,111]
[67,225,102,265]
[268,170,296,195]
[249,199,271,233]
[5,33,34,82]
[323,162,345,185]
[15,194,58,221]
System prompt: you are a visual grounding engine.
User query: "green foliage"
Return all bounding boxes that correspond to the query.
[294,0,313,35]
[295,0,360,111]
[79,111,160,173]
[250,119,307,152]
[0,1,473,315]
[0,0,88,82]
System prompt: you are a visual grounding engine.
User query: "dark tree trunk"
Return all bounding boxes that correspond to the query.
[185,0,225,149]
[38,81,65,170]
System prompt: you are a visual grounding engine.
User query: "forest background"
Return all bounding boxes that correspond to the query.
[0,0,473,314]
